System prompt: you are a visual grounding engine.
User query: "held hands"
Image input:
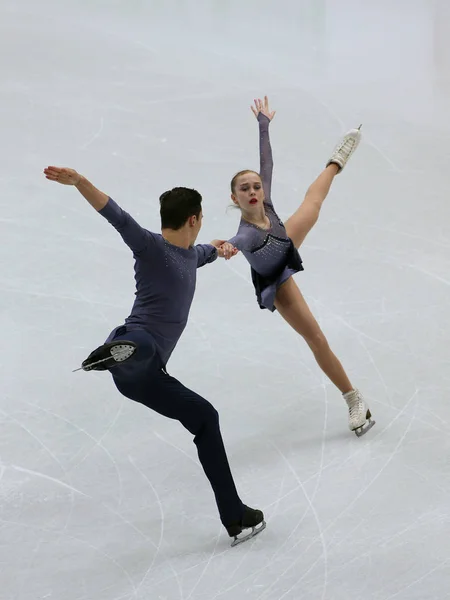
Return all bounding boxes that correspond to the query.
[210,240,239,260]
[251,96,276,121]
[44,166,81,186]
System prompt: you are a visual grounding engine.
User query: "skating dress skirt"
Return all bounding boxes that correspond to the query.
[229,202,304,313]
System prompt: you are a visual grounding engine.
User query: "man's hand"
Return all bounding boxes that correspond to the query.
[43,167,109,211]
[210,240,238,260]
[44,166,82,186]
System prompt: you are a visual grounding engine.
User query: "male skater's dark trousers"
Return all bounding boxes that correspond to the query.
[108,326,244,526]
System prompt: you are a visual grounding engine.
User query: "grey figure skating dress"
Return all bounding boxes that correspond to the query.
[228,114,303,312]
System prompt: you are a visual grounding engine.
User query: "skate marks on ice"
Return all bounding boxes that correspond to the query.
[127,455,186,600]
[253,393,419,600]
[210,387,332,599]
[224,389,418,599]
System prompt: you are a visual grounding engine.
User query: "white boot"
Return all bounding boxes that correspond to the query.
[327,126,362,172]
[343,388,375,437]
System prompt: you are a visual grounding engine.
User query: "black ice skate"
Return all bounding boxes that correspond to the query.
[226,505,266,547]
[74,341,137,372]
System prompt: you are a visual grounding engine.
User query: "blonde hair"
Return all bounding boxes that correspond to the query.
[230,170,261,193]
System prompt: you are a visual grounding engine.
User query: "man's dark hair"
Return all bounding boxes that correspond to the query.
[159,187,202,230]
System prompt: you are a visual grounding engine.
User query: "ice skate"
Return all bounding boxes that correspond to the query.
[227,505,266,547]
[327,125,362,172]
[343,389,375,437]
[74,340,137,372]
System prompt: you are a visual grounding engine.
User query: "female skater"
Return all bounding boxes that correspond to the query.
[227,97,374,437]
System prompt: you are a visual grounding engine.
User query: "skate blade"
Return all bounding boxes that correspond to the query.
[72,355,111,372]
[354,418,376,437]
[231,521,266,547]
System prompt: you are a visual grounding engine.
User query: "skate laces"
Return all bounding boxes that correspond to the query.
[345,390,363,415]
[348,401,360,418]
[349,397,364,419]
[336,136,356,157]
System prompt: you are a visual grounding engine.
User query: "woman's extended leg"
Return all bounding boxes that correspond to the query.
[274,277,375,436]
[284,127,362,248]
[284,163,339,248]
[274,276,352,392]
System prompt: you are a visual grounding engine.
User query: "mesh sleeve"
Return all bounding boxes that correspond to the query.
[258,113,274,206]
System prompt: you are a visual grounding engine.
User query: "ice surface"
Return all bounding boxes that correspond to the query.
[1,0,450,598]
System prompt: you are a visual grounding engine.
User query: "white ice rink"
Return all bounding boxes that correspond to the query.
[2,0,450,598]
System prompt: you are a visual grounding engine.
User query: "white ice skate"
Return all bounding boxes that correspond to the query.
[344,389,375,437]
[327,125,362,172]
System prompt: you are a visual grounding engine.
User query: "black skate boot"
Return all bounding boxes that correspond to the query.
[226,505,266,547]
[75,341,137,372]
